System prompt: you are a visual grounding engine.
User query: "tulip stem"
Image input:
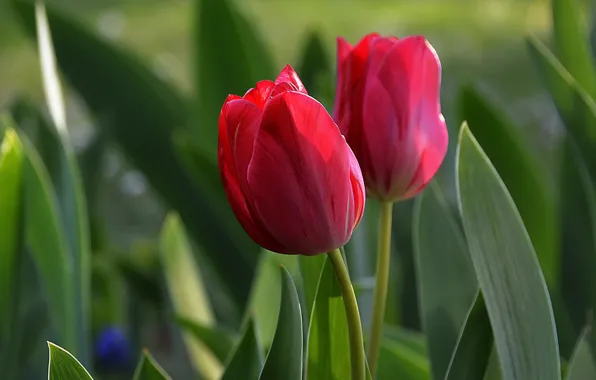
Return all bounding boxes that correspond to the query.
[367,201,394,378]
[327,248,366,380]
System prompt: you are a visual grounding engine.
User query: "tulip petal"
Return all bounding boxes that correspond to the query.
[275,65,307,94]
[362,36,447,200]
[243,80,275,109]
[333,33,380,135]
[219,98,285,251]
[248,92,353,254]
[347,146,366,231]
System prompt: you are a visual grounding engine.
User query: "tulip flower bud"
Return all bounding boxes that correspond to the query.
[334,34,448,201]
[218,65,365,255]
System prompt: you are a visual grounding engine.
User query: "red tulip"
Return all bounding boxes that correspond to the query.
[334,34,448,201]
[218,65,365,256]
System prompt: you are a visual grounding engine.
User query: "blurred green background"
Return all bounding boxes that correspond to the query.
[0,0,565,256]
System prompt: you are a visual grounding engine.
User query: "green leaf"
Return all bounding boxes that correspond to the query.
[565,328,596,380]
[248,250,299,349]
[551,0,596,97]
[457,86,557,285]
[528,35,596,356]
[34,3,92,358]
[456,123,560,380]
[527,37,596,182]
[413,181,478,379]
[221,318,263,380]
[558,141,596,355]
[133,350,172,380]
[159,213,223,379]
[299,254,327,319]
[0,122,25,379]
[445,293,493,380]
[382,325,427,356]
[259,266,303,380]
[12,0,259,315]
[194,0,275,150]
[22,133,77,354]
[305,257,350,380]
[377,338,431,380]
[0,126,24,326]
[47,342,93,380]
[176,316,238,364]
[34,0,66,133]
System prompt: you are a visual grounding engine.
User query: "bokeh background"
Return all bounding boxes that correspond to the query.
[1,0,592,378]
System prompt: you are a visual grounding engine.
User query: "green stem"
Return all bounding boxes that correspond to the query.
[327,248,366,380]
[367,201,394,378]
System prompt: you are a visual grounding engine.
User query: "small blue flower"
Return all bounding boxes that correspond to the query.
[95,326,131,371]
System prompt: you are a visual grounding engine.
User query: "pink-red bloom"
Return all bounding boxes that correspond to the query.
[218,65,365,256]
[334,34,448,201]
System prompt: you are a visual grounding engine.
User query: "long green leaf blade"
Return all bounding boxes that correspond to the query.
[160,213,222,379]
[132,351,172,380]
[22,134,76,353]
[259,266,303,380]
[0,123,25,378]
[413,181,478,379]
[221,319,263,380]
[34,3,92,357]
[458,86,557,285]
[48,342,93,380]
[299,254,327,320]
[551,0,596,97]
[527,37,596,181]
[565,328,596,380]
[305,257,350,380]
[445,293,493,380]
[456,123,560,380]
[377,339,431,380]
[0,126,24,327]
[176,316,237,364]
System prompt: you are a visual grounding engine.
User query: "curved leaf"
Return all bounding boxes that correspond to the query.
[457,86,557,285]
[48,342,93,380]
[551,0,596,97]
[160,213,222,379]
[565,328,596,380]
[413,181,478,379]
[527,37,596,181]
[176,316,237,364]
[456,123,560,380]
[22,133,76,354]
[248,250,299,349]
[299,254,327,320]
[133,351,171,380]
[382,326,427,356]
[445,293,493,380]
[259,266,303,380]
[0,126,24,326]
[221,319,263,380]
[377,339,431,380]
[305,257,350,380]
[559,141,596,356]
[35,2,92,360]
[0,124,25,379]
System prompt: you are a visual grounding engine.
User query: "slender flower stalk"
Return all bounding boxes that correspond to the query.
[327,248,366,380]
[367,201,393,377]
